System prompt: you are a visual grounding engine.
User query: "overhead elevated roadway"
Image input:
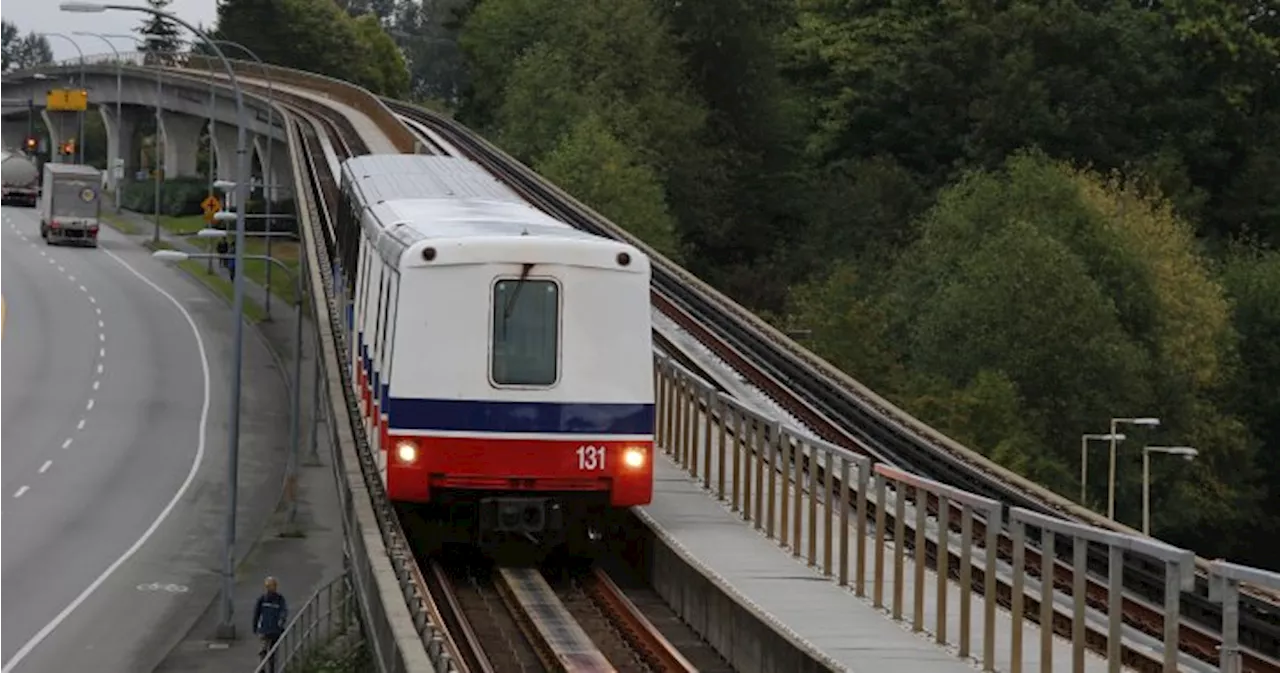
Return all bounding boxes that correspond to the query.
[0,209,290,673]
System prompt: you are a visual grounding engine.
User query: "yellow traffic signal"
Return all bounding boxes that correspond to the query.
[24,137,37,152]
[60,140,75,156]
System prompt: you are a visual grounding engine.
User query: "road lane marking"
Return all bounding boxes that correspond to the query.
[76,419,85,430]
[97,319,104,328]
[39,461,51,474]
[85,398,94,411]
[0,246,213,672]
[13,486,29,498]
[99,347,105,358]
[96,363,103,375]
[62,438,72,449]
[92,380,100,391]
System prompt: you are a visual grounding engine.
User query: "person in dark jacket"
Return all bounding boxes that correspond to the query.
[253,576,288,670]
[215,237,229,269]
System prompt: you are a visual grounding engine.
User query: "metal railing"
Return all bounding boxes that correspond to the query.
[1211,561,1280,673]
[654,352,1213,673]
[254,572,357,673]
[283,110,459,673]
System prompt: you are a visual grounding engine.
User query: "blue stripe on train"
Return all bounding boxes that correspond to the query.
[386,398,655,435]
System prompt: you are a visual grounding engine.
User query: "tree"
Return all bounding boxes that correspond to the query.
[352,13,410,98]
[3,20,53,72]
[535,113,682,262]
[136,0,185,66]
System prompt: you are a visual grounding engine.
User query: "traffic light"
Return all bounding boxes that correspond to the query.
[60,139,75,156]
[24,136,37,152]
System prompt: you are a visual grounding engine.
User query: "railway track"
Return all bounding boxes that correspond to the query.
[381,98,1280,671]
[422,554,711,673]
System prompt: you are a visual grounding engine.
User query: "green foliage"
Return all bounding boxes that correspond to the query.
[535,114,681,261]
[213,0,410,96]
[122,177,208,216]
[2,20,53,72]
[136,0,185,65]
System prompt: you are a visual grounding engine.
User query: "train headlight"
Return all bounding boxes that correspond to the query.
[396,440,418,464]
[623,447,646,469]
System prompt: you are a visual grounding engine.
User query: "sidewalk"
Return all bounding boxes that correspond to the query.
[106,209,349,672]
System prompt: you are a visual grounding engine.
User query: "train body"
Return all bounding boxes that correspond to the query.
[336,155,654,554]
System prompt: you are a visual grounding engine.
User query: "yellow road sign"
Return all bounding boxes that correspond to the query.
[201,195,223,223]
[46,88,88,111]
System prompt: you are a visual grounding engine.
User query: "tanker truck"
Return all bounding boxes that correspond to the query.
[2,150,41,207]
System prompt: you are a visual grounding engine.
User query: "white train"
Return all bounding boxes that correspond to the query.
[336,154,655,553]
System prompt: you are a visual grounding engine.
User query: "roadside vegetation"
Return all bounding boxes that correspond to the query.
[199,0,1279,568]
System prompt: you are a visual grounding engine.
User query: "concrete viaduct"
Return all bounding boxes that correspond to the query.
[2,56,289,204]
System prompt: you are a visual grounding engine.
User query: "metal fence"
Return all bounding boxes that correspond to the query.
[653,352,1225,673]
[254,573,357,673]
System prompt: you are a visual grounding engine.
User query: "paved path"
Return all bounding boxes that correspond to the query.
[102,209,350,673]
[0,206,289,673]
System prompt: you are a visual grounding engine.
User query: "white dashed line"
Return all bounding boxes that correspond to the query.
[96,363,103,375]
[97,320,104,328]
[57,265,64,272]
[99,347,105,358]
[85,399,94,411]
[94,307,101,315]
[39,461,52,474]
[68,275,75,282]
[87,295,95,303]
[92,380,100,391]
[62,438,72,449]
[39,250,46,256]
[98,333,104,342]
[77,419,85,430]
[14,486,29,499]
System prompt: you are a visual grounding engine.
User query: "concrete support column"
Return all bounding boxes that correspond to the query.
[252,135,292,202]
[211,121,253,209]
[40,109,80,163]
[158,111,205,178]
[99,105,139,194]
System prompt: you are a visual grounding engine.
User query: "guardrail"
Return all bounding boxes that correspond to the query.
[1212,562,1280,673]
[655,352,1212,673]
[183,54,417,154]
[255,572,357,673]
[282,108,459,672]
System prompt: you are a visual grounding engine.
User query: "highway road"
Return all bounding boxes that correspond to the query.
[0,205,290,672]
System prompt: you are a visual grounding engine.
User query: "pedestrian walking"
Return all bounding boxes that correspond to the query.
[216,237,229,269]
[253,576,289,672]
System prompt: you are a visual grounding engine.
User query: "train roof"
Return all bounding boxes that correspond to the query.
[341,154,525,205]
[346,154,638,269]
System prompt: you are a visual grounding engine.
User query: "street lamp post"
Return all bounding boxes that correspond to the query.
[1142,446,1198,536]
[208,40,279,319]
[62,0,253,640]
[71,31,123,212]
[153,236,305,530]
[40,32,86,163]
[1080,432,1125,505]
[1108,416,1160,520]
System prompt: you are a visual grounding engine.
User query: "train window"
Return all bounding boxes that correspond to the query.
[491,279,560,386]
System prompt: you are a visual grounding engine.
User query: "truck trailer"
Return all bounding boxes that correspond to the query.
[40,163,102,247]
[2,150,41,207]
